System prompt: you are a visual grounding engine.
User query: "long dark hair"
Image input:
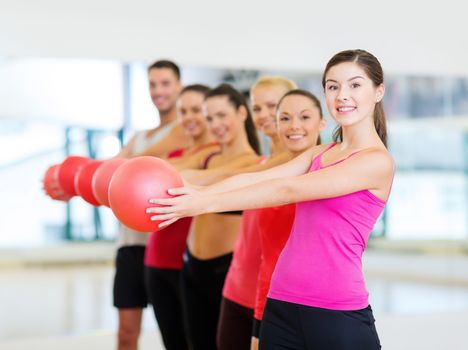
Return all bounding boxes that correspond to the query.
[322,49,387,147]
[206,84,261,155]
[277,89,323,145]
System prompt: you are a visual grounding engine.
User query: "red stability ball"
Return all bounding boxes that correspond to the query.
[75,160,104,206]
[43,164,72,201]
[58,156,91,196]
[108,156,183,232]
[92,157,127,207]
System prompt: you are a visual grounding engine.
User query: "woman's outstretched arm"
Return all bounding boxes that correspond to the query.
[147,148,394,228]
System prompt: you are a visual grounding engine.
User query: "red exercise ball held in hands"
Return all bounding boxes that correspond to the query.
[108,156,183,232]
[92,158,127,207]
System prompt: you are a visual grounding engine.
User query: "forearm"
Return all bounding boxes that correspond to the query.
[134,142,169,158]
[149,171,296,226]
[196,154,288,187]
[183,168,237,186]
[170,157,200,171]
[199,172,267,195]
[203,177,293,213]
[182,156,259,186]
[203,150,395,212]
[200,148,316,194]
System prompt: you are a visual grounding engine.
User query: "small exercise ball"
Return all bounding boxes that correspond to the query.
[43,164,72,201]
[108,156,183,232]
[75,160,104,206]
[91,157,127,207]
[58,156,91,196]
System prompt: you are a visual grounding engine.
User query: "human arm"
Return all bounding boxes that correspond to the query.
[115,134,137,158]
[187,145,319,194]
[147,148,394,227]
[181,151,291,185]
[133,124,190,158]
[168,144,220,171]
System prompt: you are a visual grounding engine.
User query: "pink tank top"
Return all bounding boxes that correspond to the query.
[222,209,262,308]
[268,143,386,310]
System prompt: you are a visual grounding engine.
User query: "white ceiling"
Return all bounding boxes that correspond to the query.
[0,0,467,76]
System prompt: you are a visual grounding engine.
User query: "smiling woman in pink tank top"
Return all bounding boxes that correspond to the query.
[148,49,395,350]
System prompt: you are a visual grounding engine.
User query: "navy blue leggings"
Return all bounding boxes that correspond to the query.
[260,298,381,350]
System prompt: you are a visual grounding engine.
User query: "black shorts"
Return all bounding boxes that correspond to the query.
[260,298,381,350]
[252,317,261,338]
[113,245,148,308]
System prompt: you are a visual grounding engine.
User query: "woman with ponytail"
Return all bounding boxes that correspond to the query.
[178,84,260,350]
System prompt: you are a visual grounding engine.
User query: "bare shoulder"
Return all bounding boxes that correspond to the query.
[167,124,185,137]
[299,143,334,161]
[350,147,395,185]
[191,145,221,168]
[238,153,261,167]
[150,123,184,140]
[359,147,394,171]
[311,143,333,155]
[263,152,290,167]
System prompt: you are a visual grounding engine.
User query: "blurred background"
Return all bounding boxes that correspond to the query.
[0,0,467,349]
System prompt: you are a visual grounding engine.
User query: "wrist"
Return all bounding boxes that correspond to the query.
[201,193,217,214]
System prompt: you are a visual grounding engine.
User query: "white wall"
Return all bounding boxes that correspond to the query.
[0,58,124,127]
[0,0,466,76]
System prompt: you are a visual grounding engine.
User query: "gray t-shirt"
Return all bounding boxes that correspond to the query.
[116,121,177,247]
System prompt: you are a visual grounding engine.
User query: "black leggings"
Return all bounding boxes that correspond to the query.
[144,266,189,350]
[217,297,254,350]
[181,249,232,350]
[260,298,381,350]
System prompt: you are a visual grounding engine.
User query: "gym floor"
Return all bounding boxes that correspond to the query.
[0,246,467,349]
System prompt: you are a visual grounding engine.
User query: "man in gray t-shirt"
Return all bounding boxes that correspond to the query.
[112,60,185,350]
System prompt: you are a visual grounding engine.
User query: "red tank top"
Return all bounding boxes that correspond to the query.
[254,204,295,320]
[144,217,193,269]
[221,156,267,308]
[222,209,262,308]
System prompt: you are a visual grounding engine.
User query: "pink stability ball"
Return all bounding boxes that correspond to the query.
[108,156,183,232]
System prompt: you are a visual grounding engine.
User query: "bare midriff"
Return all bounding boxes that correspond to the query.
[187,213,241,260]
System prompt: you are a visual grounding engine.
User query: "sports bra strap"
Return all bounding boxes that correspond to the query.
[202,151,222,169]
[311,142,337,165]
[318,143,366,169]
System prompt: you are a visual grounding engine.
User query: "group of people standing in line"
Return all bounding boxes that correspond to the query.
[112,49,394,350]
